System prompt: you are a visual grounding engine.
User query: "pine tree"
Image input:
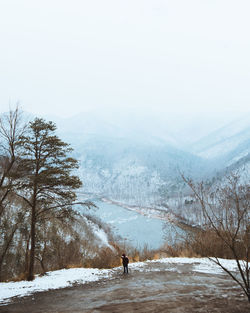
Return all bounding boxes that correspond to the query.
[17,118,82,281]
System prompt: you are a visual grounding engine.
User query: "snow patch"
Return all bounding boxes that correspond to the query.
[0,268,110,305]
[150,257,239,272]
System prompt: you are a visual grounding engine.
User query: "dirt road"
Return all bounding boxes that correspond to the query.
[0,261,249,313]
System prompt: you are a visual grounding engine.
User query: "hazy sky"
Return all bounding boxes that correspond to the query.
[0,0,250,122]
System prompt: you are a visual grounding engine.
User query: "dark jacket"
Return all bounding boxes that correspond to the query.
[121,255,129,266]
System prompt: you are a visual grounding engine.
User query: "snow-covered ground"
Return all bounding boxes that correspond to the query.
[0,258,240,305]
[0,268,110,305]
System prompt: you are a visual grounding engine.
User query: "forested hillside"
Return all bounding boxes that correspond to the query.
[53,112,250,206]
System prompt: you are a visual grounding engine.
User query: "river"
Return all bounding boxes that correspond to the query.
[78,197,183,250]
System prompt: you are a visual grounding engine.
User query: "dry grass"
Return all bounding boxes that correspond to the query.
[160,227,248,260]
[9,272,28,282]
[6,227,247,282]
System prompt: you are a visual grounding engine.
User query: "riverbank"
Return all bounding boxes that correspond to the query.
[101,197,197,233]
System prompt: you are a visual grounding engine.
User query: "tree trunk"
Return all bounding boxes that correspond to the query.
[24,236,30,275]
[0,224,19,281]
[40,259,46,275]
[0,257,3,282]
[27,206,36,281]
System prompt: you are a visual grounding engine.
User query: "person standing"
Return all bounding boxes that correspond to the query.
[121,253,129,274]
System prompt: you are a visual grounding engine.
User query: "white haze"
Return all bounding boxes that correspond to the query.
[0,0,250,141]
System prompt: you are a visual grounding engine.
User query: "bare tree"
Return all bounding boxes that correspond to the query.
[183,173,250,302]
[0,106,27,213]
[0,106,28,280]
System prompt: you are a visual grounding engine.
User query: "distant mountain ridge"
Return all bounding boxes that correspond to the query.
[50,111,250,204]
[190,114,250,173]
[66,134,208,205]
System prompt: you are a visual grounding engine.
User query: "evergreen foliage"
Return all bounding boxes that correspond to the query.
[15,118,82,280]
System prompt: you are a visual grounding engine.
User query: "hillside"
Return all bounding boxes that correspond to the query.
[74,136,208,204]
[53,113,210,204]
[52,112,250,206]
[191,114,250,165]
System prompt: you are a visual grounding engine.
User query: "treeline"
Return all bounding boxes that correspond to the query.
[0,107,101,281]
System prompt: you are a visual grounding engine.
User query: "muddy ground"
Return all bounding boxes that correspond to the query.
[0,261,249,313]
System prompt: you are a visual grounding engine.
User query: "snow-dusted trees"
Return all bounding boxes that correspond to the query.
[183,174,250,302]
